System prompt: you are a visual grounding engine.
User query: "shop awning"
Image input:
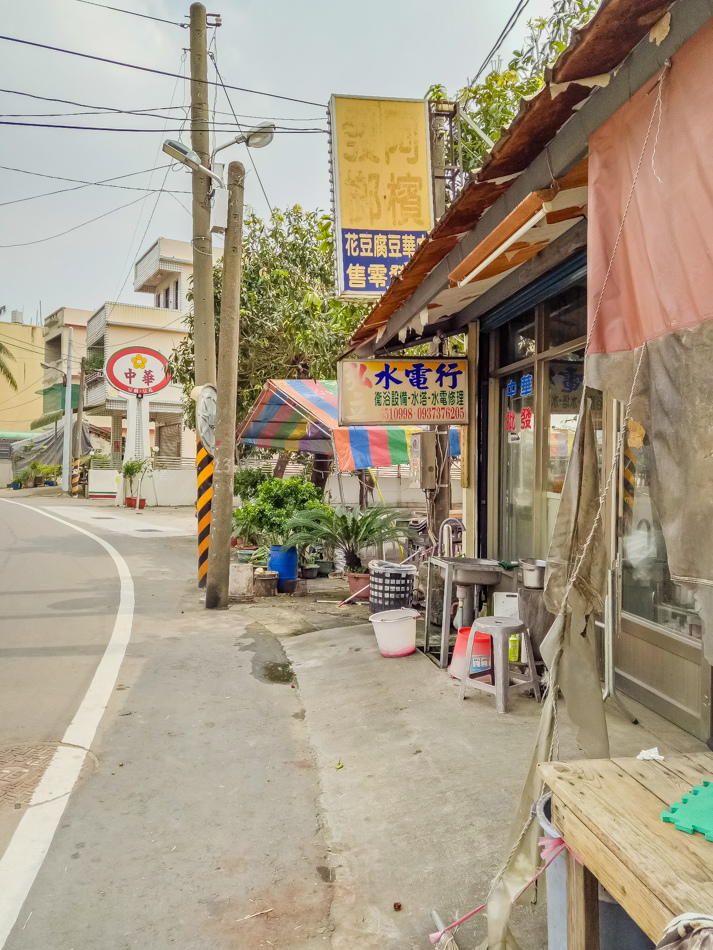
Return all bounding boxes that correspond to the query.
[237,379,460,473]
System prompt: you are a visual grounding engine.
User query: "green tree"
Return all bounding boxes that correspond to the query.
[167,206,368,430]
[0,340,17,390]
[428,0,599,178]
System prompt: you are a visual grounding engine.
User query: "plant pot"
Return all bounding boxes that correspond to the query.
[347,572,370,602]
[125,497,147,509]
[11,483,21,490]
[33,476,44,487]
[254,570,278,597]
[45,480,56,487]
[317,560,334,577]
[23,479,34,489]
[231,537,239,548]
[301,566,319,579]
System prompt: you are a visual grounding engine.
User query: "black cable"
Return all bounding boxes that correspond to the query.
[0,88,327,122]
[0,167,192,207]
[0,194,148,248]
[0,161,172,184]
[0,119,327,132]
[0,35,326,108]
[469,0,531,85]
[70,0,187,27]
[210,46,272,214]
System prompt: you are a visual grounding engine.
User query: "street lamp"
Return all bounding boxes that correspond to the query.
[163,122,276,185]
[210,121,275,164]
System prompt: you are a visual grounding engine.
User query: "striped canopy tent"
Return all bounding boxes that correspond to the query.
[237,379,460,473]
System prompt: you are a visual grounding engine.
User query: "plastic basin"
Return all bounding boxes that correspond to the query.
[369,608,420,657]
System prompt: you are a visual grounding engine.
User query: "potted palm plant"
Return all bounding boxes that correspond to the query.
[123,458,148,508]
[284,506,412,602]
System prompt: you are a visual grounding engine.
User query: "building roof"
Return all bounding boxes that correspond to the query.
[350,0,675,348]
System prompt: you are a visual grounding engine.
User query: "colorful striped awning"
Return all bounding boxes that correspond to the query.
[237,379,460,473]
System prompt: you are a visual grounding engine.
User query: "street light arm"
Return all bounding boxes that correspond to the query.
[199,163,225,188]
[210,134,246,165]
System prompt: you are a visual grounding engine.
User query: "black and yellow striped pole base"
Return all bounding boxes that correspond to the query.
[71,460,80,497]
[197,438,214,588]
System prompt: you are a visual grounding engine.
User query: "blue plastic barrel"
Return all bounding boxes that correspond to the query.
[268,545,298,591]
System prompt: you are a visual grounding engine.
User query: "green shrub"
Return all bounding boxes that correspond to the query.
[232,476,329,546]
[233,468,273,501]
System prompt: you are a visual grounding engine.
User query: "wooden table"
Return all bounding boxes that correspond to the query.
[539,753,713,950]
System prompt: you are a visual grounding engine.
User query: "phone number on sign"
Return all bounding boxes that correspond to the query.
[381,406,466,422]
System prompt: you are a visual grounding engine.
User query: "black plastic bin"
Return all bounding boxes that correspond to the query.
[368,560,417,613]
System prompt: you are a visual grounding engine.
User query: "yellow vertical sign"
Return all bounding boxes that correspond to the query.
[329,95,433,299]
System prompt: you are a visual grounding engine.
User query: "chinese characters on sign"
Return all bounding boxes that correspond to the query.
[342,228,428,293]
[338,359,468,425]
[329,96,434,298]
[105,347,171,396]
[504,373,535,440]
[549,362,583,411]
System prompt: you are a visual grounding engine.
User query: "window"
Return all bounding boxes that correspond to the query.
[621,422,702,641]
[155,293,161,308]
[164,287,170,309]
[173,280,179,310]
[491,278,595,561]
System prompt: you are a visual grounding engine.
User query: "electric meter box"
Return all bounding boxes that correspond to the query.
[410,430,437,491]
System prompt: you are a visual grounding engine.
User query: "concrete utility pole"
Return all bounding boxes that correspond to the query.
[71,357,85,497]
[206,162,245,610]
[61,327,73,494]
[428,113,451,543]
[190,2,216,389]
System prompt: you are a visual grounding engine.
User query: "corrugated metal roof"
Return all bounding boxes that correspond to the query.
[350,0,675,347]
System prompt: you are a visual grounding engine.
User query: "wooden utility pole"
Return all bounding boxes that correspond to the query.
[71,357,85,497]
[189,2,216,389]
[206,162,245,610]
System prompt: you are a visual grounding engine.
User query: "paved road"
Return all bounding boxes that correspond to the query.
[0,500,119,855]
[0,498,335,950]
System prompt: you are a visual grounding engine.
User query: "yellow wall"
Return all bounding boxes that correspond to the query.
[0,323,45,431]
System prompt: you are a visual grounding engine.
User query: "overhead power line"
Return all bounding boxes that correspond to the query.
[0,88,327,122]
[469,0,531,86]
[210,45,272,214]
[0,119,327,133]
[0,163,192,207]
[0,194,150,248]
[0,34,326,108]
[70,0,188,27]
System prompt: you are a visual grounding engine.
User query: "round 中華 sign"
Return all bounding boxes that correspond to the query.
[106,347,171,396]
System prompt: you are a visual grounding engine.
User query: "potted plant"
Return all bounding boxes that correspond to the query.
[9,477,21,490]
[40,463,57,486]
[317,542,335,577]
[29,460,44,487]
[300,549,320,580]
[18,466,35,490]
[122,458,148,508]
[284,506,413,602]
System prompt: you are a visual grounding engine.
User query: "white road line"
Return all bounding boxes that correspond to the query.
[0,500,135,947]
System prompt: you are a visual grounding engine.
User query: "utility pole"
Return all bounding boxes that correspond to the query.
[206,162,245,610]
[190,2,216,587]
[190,2,216,388]
[71,357,85,497]
[428,110,451,544]
[61,327,73,494]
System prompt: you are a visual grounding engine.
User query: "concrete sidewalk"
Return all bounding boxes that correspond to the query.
[278,616,706,950]
[2,499,705,950]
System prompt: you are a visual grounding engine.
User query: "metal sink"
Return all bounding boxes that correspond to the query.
[437,557,502,586]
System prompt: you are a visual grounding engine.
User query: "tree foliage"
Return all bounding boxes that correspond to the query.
[167,207,368,429]
[428,0,599,178]
[0,340,17,390]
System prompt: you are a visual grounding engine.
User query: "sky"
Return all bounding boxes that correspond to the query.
[0,0,555,322]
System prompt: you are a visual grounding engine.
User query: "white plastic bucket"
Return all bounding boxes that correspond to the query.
[369,608,420,657]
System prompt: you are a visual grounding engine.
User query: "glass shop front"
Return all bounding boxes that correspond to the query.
[479,266,712,741]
